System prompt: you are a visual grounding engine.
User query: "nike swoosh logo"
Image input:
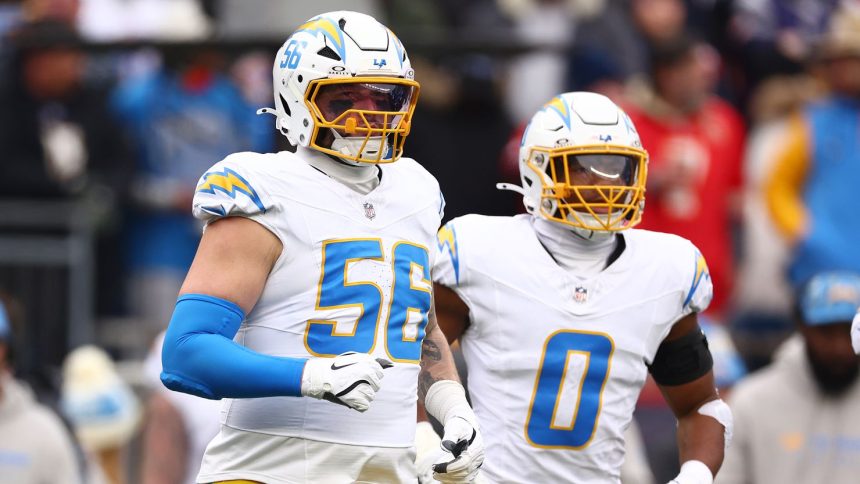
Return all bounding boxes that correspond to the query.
[331,362,357,370]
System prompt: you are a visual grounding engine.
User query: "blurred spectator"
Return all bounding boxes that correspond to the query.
[21,0,79,24]
[498,0,606,123]
[214,0,381,38]
[566,47,626,102]
[626,33,746,318]
[408,55,514,221]
[731,0,841,95]
[732,74,822,369]
[0,0,22,37]
[77,0,210,41]
[111,48,273,331]
[718,271,860,484]
[60,346,141,484]
[0,18,131,323]
[0,296,82,484]
[0,19,129,199]
[765,3,860,289]
[139,332,220,484]
[574,0,687,84]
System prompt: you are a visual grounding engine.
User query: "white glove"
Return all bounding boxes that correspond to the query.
[432,413,484,483]
[852,311,860,355]
[301,352,392,412]
[667,460,713,484]
[415,421,442,484]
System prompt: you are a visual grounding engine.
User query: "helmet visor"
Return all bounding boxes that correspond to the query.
[313,81,415,128]
[553,153,637,191]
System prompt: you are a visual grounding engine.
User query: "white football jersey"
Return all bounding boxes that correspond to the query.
[190,147,443,452]
[434,214,712,484]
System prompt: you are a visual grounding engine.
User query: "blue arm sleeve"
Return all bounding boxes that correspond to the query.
[160,294,306,399]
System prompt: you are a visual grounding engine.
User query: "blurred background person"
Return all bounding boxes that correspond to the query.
[60,345,141,484]
[731,73,823,370]
[0,17,132,378]
[0,18,129,202]
[0,295,82,484]
[77,0,210,41]
[139,331,220,484]
[111,46,274,335]
[718,271,860,484]
[497,0,607,123]
[730,0,841,107]
[385,0,516,221]
[765,3,860,290]
[575,0,688,84]
[626,32,746,320]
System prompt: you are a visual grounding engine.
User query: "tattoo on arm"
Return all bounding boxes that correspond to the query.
[418,302,460,400]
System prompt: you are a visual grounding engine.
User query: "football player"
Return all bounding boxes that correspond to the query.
[160,11,483,484]
[431,92,732,483]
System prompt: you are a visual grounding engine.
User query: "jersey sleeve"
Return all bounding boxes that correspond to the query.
[192,155,281,239]
[680,243,713,315]
[433,220,462,288]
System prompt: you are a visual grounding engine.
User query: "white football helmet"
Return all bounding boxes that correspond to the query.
[499,92,648,232]
[261,11,419,164]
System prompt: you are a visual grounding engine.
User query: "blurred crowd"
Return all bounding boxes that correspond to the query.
[1,0,860,483]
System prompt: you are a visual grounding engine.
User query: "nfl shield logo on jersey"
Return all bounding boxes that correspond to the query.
[363,202,376,220]
[574,286,588,303]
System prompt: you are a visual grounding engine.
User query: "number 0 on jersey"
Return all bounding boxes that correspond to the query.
[525,330,614,449]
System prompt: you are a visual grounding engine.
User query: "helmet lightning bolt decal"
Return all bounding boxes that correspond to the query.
[543,96,572,130]
[295,17,347,62]
[197,168,266,213]
[388,29,405,68]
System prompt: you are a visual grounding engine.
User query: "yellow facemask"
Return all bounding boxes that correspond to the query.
[305,77,420,163]
[526,143,648,231]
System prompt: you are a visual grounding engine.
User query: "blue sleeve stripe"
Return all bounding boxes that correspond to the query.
[161,294,306,399]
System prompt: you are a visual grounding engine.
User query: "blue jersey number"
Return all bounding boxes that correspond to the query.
[305,239,432,363]
[525,330,614,449]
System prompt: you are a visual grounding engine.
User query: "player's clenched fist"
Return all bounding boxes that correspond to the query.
[301,352,393,412]
[433,413,485,483]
